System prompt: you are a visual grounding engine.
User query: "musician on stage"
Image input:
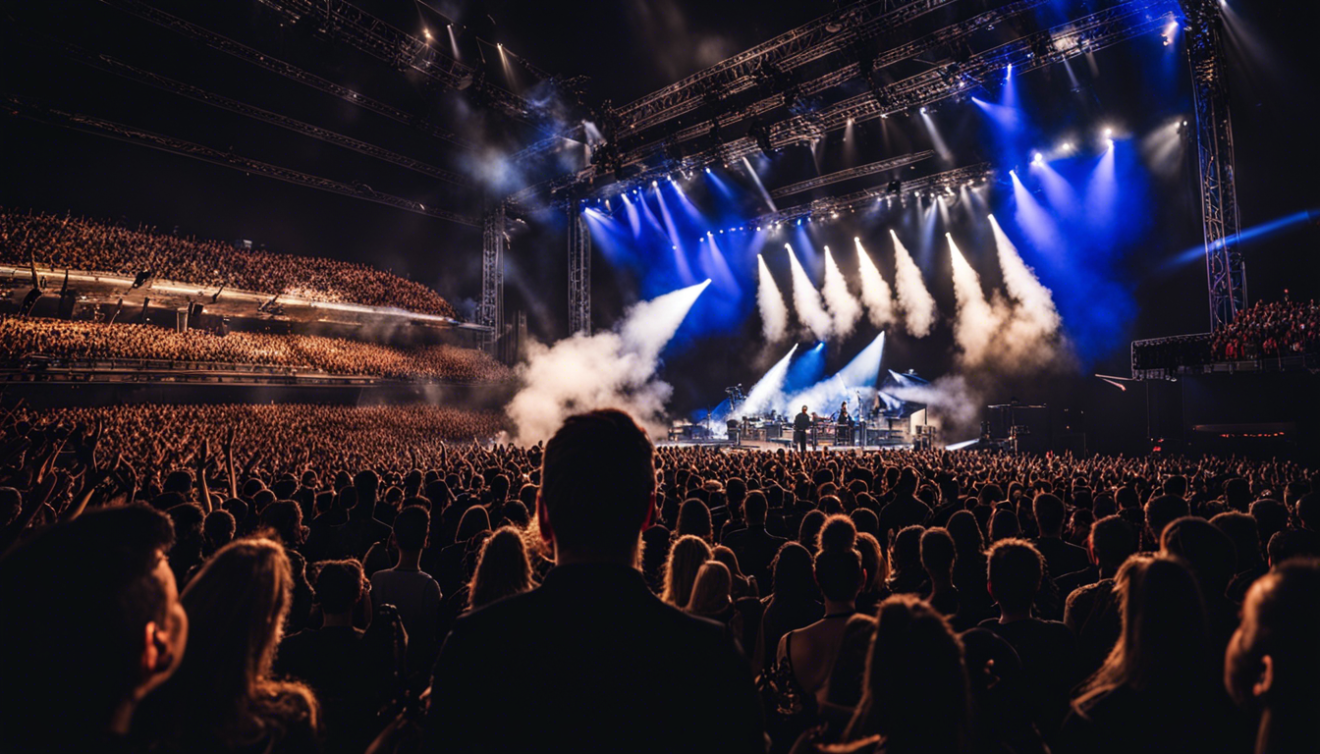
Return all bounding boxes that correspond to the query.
[793,405,812,453]
[837,401,852,446]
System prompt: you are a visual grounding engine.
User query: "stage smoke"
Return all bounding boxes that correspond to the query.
[855,237,895,328]
[785,244,833,340]
[947,234,1002,367]
[889,230,936,337]
[884,374,980,436]
[756,254,789,342]
[786,332,885,417]
[507,280,711,443]
[989,215,1062,352]
[737,344,798,418]
[822,246,862,339]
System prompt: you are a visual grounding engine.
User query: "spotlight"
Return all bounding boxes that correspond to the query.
[1103,127,1113,138]
[705,167,711,173]
[1033,152,1043,163]
[652,180,658,187]
[423,28,432,39]
[920,106,928,114]
[1060,142,1073,151]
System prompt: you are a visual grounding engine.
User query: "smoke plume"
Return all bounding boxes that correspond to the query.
[506,280,710,444]
[785,244,833,340]
[855,237,895,328]
[756,254,789,342]
[947,234,1003,368]
[889,230,936,337]
[821,246,862,339]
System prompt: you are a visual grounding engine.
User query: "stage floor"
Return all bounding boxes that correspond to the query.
[658,438,914,452]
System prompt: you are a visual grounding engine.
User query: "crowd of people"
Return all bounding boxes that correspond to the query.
[1211,298,1320,361]
[0,209,460,318]
[2,405,1318,754]
[0,316,512,383]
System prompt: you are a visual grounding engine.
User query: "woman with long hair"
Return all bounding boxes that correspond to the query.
[776,516,866,710]
[854,532,889,615]
[468,526,537,611]
[946,510,992,625]
[661,534,713,608]
[134,537,319,754]
[686,560,734,618]
[821,594,971,754]
[760,542,824,671]
[1060,555,1236,753]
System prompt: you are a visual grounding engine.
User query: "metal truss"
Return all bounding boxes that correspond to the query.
[252,0,535,123]
[94,0,477,151]
[515,0,1169,208]
[480,205,507,355]
[47,37,473,188]
[4,94,480,227]
[652,0,1052,151]
[771,150,934,198]
[1181,0,1245,328]
[567,212,592,336]
[750,163,992,227]
[614,0,959,136]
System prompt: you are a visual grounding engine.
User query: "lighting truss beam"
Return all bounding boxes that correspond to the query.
[4,94,480,227]
[47,38,473,188]
[615,0,959,135]
[652,0,1052,151]
[752,163,992,227]
[1181,0,1245,328]
[771,150,934,198]
[94,0,477,151]
[519,0,1168,208]
[479,205,507,355]
[567,211,591,336]
[252,0,536,123]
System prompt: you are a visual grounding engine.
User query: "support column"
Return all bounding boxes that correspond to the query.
[568,210,591,336]
[479,204,506,357]
[1183,0,1245,329]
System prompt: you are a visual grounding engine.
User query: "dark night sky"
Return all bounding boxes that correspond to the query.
[2,0,1318,450]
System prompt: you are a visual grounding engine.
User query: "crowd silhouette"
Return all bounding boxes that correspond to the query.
[1,407,1318,754]
[1,209,459,318]
[0,316,512,383]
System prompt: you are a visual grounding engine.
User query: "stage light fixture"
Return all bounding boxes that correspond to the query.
[1104,127,1113,137]
[1033,152,1044,163]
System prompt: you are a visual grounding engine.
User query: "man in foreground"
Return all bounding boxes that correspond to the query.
[427,409,764,753]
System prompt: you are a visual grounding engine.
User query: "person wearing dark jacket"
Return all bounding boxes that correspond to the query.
[426,409,765,754]
[793,405,812,453]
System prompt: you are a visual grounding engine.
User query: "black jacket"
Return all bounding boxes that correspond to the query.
[427,563,765,754]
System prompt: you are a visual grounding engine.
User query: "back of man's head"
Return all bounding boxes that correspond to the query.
[1251,499,1291,547]
[744,490,768,526]
[987,538,1044,613]
[1162,475,1188,499]
[1145,494,1190,542]
[0,506,176,744]
[1161,516,1237,594]
[1089,515,1137,571]
[920,527,957,579]
[354,469,379,504]
[314,559,364,615]
[1268,529,1320,567]
[1297,493,1319,532]
[393,505,430,552]
[1032,493,1066,537]
[541,409,655,561]
[1211,511,1262,569]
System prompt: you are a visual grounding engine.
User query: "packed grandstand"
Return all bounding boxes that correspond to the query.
[0,316,512,383]
[1,209,460,318]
